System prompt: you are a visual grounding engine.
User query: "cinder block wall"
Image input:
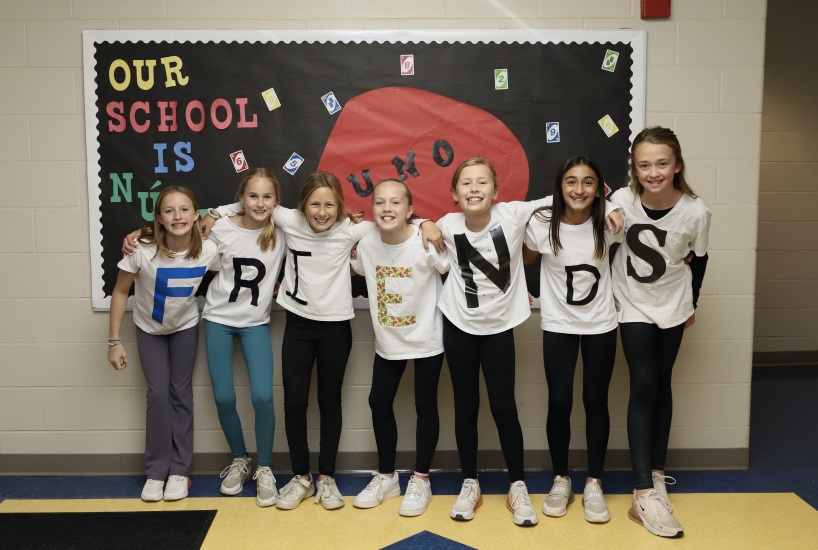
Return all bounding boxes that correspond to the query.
[0,0,764,473]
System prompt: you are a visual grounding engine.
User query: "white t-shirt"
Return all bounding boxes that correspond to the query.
[117,240,219,335]
[437,198,551,335]
[525,210,623,334]
[351,225,449,360]
[610,186,711,328]
[271,207,376,321]
[201,216,286,327]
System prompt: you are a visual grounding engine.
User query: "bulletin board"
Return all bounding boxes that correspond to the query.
[83,29,646,310]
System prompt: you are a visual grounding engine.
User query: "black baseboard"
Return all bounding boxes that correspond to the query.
[753,350,818,368]
[0,448,749,475]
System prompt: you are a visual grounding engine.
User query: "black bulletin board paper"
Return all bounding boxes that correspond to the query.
[83,30,645,310]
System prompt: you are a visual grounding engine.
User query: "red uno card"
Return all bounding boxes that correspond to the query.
[230,150,248,173]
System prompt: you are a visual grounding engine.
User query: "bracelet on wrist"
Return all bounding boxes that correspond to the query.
[107,341,122,347]
[107,337,122,341]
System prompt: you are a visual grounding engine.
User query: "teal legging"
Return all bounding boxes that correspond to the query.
[205,320,275,467]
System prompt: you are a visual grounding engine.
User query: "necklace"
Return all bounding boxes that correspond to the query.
[239,215,245,229]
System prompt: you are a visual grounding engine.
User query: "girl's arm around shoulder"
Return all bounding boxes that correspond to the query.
[422,236,450,274]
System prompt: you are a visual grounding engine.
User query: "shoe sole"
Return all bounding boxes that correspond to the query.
[450,494,482,521]
[320,498,345,510]
[506,500,539,526]
[140,493,163,502]
[220,474,251,496]
[256,493,278,507]
[353,485,401,509]
[276,487,315,510]
[399,504,428,517]
[543,494,574,517]
[627,507,683,538]
[584,507,611,523]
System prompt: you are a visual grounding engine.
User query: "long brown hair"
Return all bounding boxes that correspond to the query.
[235,167,281,251]
[139,186,203,260]
[534,156,607,260]
[297,171,353,223]
[629,126,697,198]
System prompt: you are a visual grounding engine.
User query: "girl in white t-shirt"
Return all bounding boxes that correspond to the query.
[523,156,623,524]
[349,179,449,517]
[610,127,711,538]
[201,168,286,507]
[439,157,623,527]
[206,172,441,511]
[108,186,219,503]
[436,157,549,527]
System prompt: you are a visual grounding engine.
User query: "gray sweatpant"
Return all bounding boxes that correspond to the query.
[136,325,198,480]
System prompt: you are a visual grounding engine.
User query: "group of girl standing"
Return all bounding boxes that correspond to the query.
[108,126,710,538]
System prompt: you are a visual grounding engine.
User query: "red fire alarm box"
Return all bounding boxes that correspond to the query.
[642,0,671,19]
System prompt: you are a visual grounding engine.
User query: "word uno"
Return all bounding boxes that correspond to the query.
[347,139,454,197]
[106,98,258,133]
[108,57,189,91]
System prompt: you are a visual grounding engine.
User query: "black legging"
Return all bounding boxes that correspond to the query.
[542,329,616,480]
[620,321,685,489]
[281,311,352,477]
[443,316,526,482]
[369,353,444,474]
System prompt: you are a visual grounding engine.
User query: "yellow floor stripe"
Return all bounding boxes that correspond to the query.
[2,493,816,549]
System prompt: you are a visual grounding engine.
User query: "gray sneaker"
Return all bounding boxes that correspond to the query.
[219,456,252,496]
[253,467,278,507]
[582,479,610,523]
[314,476,345,510]
[542,475,574,517]
[275,474,315,510]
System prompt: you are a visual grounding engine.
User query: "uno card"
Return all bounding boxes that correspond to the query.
[494,69,508,90]
[321,91,342,115]
[602,50,619,72]
[597,115,619,137]
[230,150,249,173]
[283,152,304,175]
[546,122,560,143]
[401,54,414,76]
[261,87,281,110]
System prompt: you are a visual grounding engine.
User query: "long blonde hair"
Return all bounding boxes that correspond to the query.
[139,186,203,260]
[629,126,697,198]
[235,167,281,251]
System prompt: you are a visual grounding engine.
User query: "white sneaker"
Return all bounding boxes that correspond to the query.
[652,471,677,512]
[582,479,610,523]
[353,472,401,509]
[253,467,278,507]
[314,476,345,510]
[399,475,432,517]
[542,475,574,517]
[629,489,683,538]
[219,456,252,496]
[275,474,315,510]
[450,478,482,521]
[140,479,164,502]
[163,475,190,501]
[507,480,538,526]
